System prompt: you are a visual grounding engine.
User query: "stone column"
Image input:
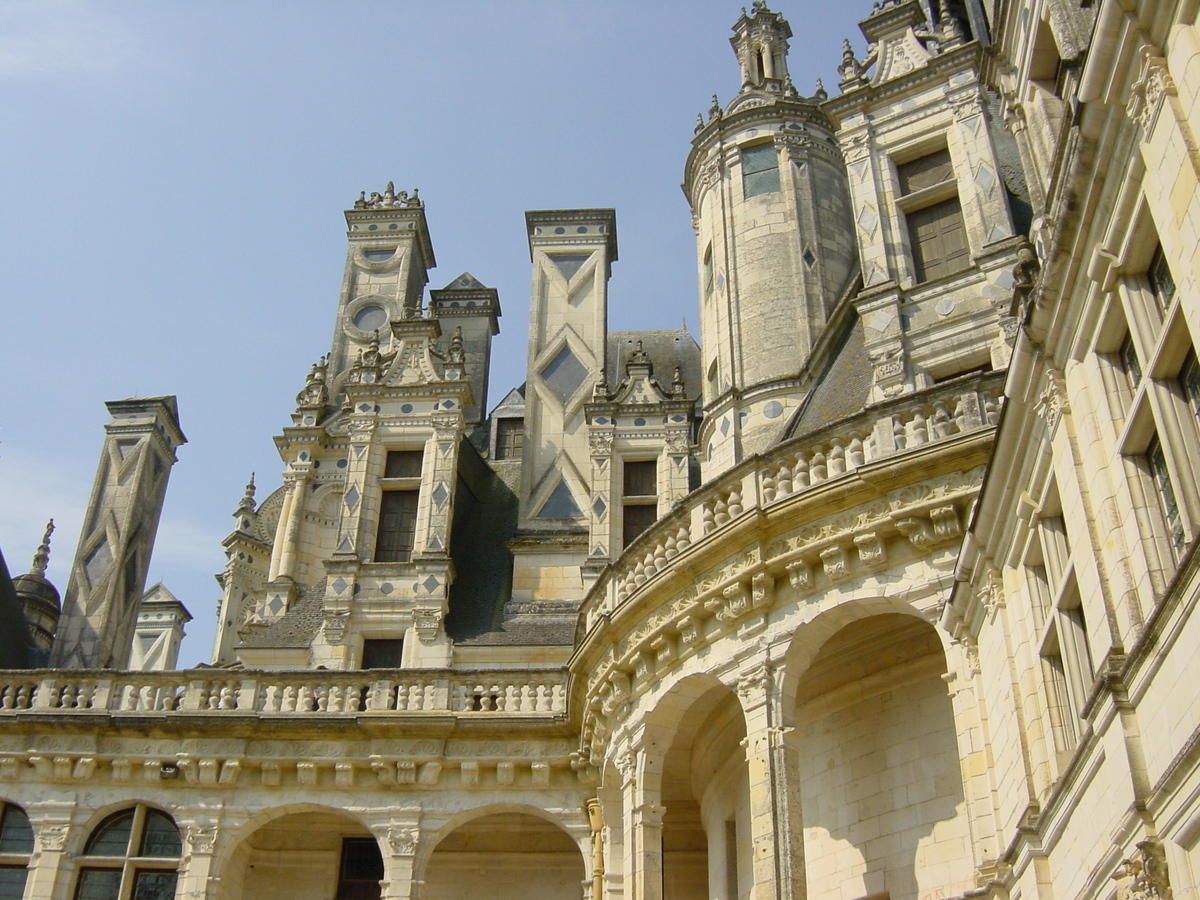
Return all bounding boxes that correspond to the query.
[737,662,805,900]
[276,468,312,581]
[618,747,665,900]
[380,823,419,900]
[24,802,76,900]
[176,822,219,900]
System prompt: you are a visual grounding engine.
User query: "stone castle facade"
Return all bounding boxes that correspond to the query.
[1,1,1197,899]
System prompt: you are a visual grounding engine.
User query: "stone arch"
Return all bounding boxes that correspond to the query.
[776,593,948,728]
[417,803,586,900]
[639,672,749,900]
[784,608,974,900]
[213,803,383,900]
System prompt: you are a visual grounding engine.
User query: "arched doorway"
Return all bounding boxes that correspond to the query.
[645,677,749,900]
[421,810,585,900]
[218,808,383,900]
[793,612,972,899]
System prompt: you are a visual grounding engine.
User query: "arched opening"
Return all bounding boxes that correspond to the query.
[219,809,382,900]
[649,680,748,900]
[422,811,584,900]
[0,802,32,898]
[793,612,971,899]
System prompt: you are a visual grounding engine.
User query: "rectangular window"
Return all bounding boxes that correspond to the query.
[1149,244,1177,312]
[1120,333,1142,392]
[623,460,657,498]
[907,197,970,282]
[1146,435,1185,553]
[898,148,970,283]
[338,838,384,900]
[742,144,780,198]
[384,450,424,479]
[361,638,404,669]
[375,491,419,562]
[1180,351,1200,425]
[132,871,178,900]
[897,148,954,194]
[495,418,524,460]
[75,870,122,900]
[0,869,27,900]
[623,504,658,548]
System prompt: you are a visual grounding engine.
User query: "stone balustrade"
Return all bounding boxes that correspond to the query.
[0,670,568,717]
[587,373,1004,630]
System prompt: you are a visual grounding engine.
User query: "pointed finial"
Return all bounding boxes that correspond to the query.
[30,519,54,577]
[709,94,722,120]
[695,113,706,134]
[239,474,257,511]
[814,78,828,101]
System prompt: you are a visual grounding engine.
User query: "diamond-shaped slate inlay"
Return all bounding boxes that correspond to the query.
[332,577,349,594]
[432,483,449,506]
[344,486,360,510]
[541,345,589,404]
[857,207,878,236]
[869,311,894,333]
[267,595,285,615]
[803,248,816,268]
[422,575,440,594]
[974,164,997,191]
[358,403,372,412]
[550,254,590,281]
[593,497,607,519]
[720,417,730,436]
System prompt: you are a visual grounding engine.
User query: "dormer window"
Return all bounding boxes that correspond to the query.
[375,449,424,562]
[896,148,969,283]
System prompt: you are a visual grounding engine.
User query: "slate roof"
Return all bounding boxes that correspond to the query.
[238,581,326,650]
[785,313,874,439]
[606,330,702,402]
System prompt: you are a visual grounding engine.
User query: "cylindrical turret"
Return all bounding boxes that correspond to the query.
[12,520,60,653]
[684,3,857,475]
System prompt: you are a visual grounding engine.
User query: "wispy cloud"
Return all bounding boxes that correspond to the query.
[0,0,146,80]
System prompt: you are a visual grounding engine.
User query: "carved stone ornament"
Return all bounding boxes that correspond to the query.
[413,608,443,644]
[1127,50,1177,136]
[1113,840,1172,900]
[1034,373,1068,432]
[295,356,329,411]
[354,182,422,209]
[589,432,614,455]
[185,824,218,855]
[736,663,771,701]
[388,827,418,856]
[36,823,70,852]
[322,613,349,645]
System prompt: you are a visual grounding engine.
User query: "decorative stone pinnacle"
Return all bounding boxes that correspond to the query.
[709,94,722,120]
[672,366,686,397]
[353,183,423,210]
[629,340,650,367]
[30,519,54,577]
[239,474,257,512]
[814,78,828,101]
[446,325,465,364]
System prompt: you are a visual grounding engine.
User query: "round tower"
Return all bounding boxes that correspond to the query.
[12,520,60,652]
[684,1,857,475]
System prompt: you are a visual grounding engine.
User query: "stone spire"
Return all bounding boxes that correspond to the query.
[30,519,53,578]
[239,474,257,512]
[730,1,792,92]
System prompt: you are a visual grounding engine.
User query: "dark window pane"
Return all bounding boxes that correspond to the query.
[1150,244,1177,311]
[362,639,404,669]
[384,450,423,479]
[908,196,969,282]
[139,812,181,858]
[375,490,419,562]
[1181,351,1200,422]
[1147,437,1185,552]
[1120,334,1142,390]
[495,419,524,460]
[75,869,122,900]
[897,149,954,194]
[623,504,658,548]
[623,461,657,497]
[338,838,383,900]
[0,868,27,900]
[85,812,135,857]
[742,144,780,198]
[132,870,178,900]
[0,805,32,854]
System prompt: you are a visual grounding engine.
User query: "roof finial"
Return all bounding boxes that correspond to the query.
[672,366,686,398]
[30,519,54,577]
[239,474,257,511]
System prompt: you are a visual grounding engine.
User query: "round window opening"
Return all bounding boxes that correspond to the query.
[353,306,388,331]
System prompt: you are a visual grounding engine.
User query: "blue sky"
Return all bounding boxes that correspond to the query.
[0,1,871,666]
